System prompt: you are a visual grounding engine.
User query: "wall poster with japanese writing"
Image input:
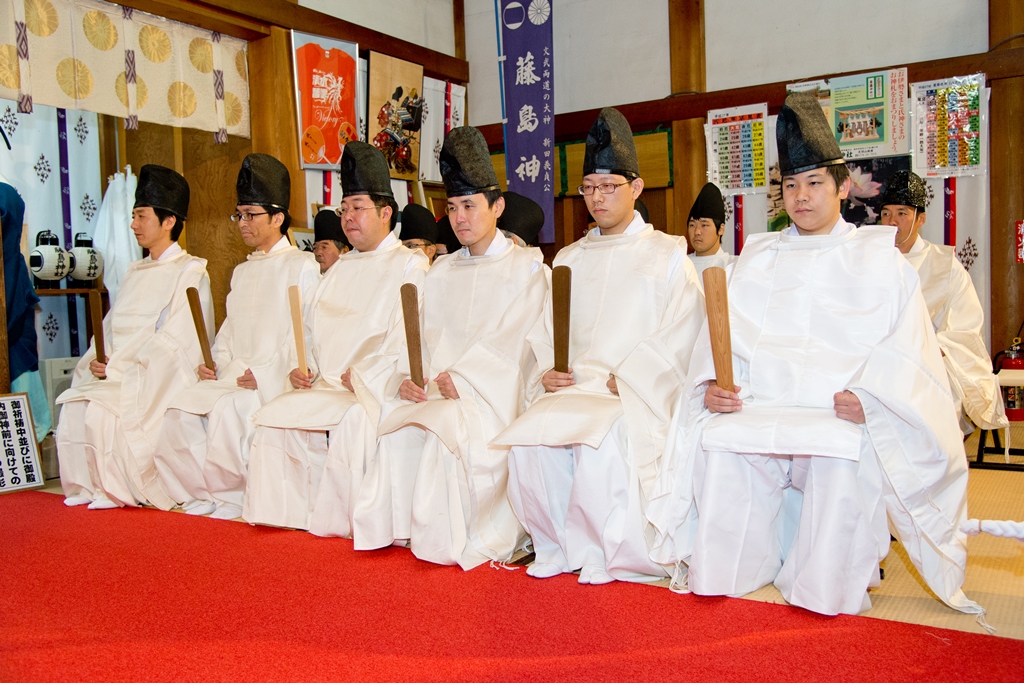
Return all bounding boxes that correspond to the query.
[0,394,43,494]
[367,52,424,182]
[292,32,360,170]
[498,0,554,244]
[829,68,909,160]
[911,74,987,177]
[705,103,768,194]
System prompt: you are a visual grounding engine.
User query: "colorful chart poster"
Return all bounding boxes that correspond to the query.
[829,68,909,160]
[911,74,987,177]
[367,51,424,181]
[705,103,768,194]
[292,32,359,170]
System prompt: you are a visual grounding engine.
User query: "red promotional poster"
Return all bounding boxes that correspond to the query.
[293,34,359,169]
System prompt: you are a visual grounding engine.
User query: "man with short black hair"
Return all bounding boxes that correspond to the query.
[364,126,547,568]
[57,165,213,510]
[312,208,350,274]
[498,108,705,585]
[153,154,320,520]
[399,203,439,264]
[686,182,735,278]
[649,92,983,619]
[880,170,1007,432]
[244,141,428,534]
[497,191,544,247]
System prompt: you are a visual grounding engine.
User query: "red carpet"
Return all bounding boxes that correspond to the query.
[1,491,1021,682]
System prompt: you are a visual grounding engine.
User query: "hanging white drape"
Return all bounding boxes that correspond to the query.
[92,165,139,304]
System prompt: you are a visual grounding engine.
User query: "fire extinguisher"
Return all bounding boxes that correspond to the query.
[996,334,1024,422]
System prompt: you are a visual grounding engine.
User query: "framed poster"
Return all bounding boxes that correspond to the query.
[0,394,43,494]
[829,68,909,160]
[911,74,987,177]
[705,103,768,194]
[292,31,360,169]
[367,51,424,181]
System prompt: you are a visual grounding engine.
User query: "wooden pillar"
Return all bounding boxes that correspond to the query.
[989,0,1024,349]
[668,0,705,238]
[247,25,307,227]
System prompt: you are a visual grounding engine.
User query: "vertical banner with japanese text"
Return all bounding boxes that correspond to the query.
[498,0,554,244]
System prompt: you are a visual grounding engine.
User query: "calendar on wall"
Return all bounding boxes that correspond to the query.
[705,103,768,194]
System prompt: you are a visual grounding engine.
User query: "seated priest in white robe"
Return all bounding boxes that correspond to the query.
[244,141,428,532]
[57,165,213,510]
[495,109,705,585]
[647,93,984,619]
[153,154,320,520]
[365,127,548,569]
[686,182,736,279]
[881,170,1007,433]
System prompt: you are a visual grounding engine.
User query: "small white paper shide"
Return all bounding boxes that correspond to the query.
[0,393,43,494]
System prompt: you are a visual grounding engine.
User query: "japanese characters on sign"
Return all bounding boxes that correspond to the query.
[827,68,910,161]
[499,0,554,244]
[0,394,42,494]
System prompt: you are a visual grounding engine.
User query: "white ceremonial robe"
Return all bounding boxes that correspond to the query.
[154,238,320,512]
[688,250,736,280]
[245,233,428,531]
[56,246,213,509]
[369,235,547,569]
[904,238,1007,431]
[495,214,706,583]
[647,221,984,617]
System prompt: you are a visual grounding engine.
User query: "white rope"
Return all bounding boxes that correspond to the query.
[961,519,1024,542]
[489,560,518,571]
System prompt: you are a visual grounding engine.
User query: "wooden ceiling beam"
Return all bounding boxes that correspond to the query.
[477,45,1024,148]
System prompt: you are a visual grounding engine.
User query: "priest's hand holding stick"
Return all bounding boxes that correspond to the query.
[289,285,312,389]
[398,283,428,403]
[702,267,742,413]
[187,287,216,380]
[542,266,575,393]
[88,290,107,380]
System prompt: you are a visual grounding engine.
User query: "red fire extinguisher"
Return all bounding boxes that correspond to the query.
[1000,338,1024,422]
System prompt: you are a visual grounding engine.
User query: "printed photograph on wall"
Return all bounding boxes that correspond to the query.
[367,51,424,181]
[841,155,913,226]
[292,31,359,169]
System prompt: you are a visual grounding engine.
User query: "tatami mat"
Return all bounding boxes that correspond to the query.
[738,424,1024,639]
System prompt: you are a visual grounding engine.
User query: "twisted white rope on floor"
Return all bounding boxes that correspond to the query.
[962,519,1024,542]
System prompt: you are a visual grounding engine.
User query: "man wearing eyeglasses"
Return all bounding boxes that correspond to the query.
[495,108,705,585]
[57,165,213,510]
[244,141,429,534]
[364,126,547,568]
[153,154,321,521]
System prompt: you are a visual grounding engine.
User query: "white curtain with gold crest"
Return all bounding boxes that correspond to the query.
[0,0,250,138]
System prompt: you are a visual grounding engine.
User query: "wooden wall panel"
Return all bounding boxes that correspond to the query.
[989,0,1024,350]
[668,0,705,238]
[125,122,253,330]
[247,26,307,229]
[181,128,253,330]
